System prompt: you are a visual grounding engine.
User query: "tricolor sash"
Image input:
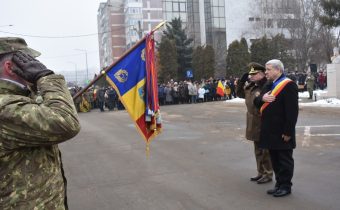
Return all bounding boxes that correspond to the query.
[260,78,292,114]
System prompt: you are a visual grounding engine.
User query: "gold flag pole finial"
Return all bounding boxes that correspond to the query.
[151,21,167,33]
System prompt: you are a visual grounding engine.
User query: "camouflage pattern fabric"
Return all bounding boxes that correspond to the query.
[0,37,41,57]
[0,74,80,210]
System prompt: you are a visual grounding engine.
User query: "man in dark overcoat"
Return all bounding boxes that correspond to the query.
[254,59,299,197]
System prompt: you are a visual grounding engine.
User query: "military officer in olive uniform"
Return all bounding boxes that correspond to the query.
[0,37,81,209]
[236,62,273,184]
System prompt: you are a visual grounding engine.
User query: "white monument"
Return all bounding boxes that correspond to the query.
[326,47,340,98]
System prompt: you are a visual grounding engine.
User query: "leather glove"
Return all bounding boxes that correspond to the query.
[12,51,54,84]
[239,73,249,83]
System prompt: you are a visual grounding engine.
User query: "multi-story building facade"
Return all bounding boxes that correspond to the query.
[125,0,163,48]
[125,0,143,49]
[142,0,163,33]
[187,0,227,76]
[97,0,125,69]
[225,0,299,47]
[98,0,164,69]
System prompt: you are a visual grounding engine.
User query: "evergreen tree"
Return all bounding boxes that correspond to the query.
[192,46,204,79]
[203,45,215,79]
[250,35,296,71]
[240,38,251,65]
[192,45,215,80]
[163,17,193,79]
[270,34,296,71]
[226,39,250,76]
[250,36,274,65]
[319,0,340,27]
[158,37,178,82]
[320,0,340,46]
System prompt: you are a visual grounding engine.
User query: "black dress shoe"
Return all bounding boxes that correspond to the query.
[257,177,272,184]
[250,175,262,181]
[267,187,279,195]
[273,189,291,197]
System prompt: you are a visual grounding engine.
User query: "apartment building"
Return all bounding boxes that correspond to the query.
[97,0,126,69]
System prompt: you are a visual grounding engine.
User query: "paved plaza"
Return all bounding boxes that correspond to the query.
[60,102,340,210]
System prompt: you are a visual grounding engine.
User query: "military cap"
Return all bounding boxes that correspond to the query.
[0,37,41,57]
[248,62,265,74]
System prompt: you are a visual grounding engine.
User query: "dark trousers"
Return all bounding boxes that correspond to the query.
[98,101,104,112]
[269,149,294,190]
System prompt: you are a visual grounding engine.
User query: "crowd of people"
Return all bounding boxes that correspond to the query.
[70,68,327,113]
[70,77,239,113]
[287,70,327,90]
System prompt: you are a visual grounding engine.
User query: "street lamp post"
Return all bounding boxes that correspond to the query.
[68,61,78,86]
[74,49,88,82]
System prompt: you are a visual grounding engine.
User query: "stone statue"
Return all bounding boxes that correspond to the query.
[331,47,340,64]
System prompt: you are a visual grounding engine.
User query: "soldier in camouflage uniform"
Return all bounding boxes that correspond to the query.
[236,62,273,184]
[0,37,81,210]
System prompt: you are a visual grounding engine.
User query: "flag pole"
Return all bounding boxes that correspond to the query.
[73,21,166,100]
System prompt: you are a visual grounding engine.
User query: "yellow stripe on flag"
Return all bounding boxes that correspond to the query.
[121,79,146,120]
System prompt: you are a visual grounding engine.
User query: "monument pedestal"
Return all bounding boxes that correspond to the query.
[326,64,340,98]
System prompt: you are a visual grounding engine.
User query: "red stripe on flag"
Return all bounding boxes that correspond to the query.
[136,114,154,141]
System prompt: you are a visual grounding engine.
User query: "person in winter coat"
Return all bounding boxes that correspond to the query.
[254,59,298,197]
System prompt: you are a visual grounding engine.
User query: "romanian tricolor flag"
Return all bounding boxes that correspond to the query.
[216,80,225,97]
[105,33,161,143]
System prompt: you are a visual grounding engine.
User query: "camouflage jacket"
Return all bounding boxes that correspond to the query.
[0,75,80,210]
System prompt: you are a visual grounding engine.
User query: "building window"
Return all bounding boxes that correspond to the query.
[166,2,172,11]
[249,17,254,21]
[256,17,261,21]
[179,2,186,12]
[267,19,273,28]
[220,18,225,28]
[173,2,179,11]
[129,8,141,14]
[180,13,187,21]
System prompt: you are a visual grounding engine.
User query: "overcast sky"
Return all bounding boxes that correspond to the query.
[0,0,105,79]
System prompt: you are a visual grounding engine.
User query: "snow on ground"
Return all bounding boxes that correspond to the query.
[224,98,245,103]
[300,97,340,107]
[298,89,328,98]
[225,89,340,108]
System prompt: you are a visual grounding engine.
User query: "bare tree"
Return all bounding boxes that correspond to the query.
[285,0,335,69]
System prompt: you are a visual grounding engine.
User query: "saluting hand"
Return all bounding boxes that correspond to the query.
[12,51,54,84]
[262,91,275,103]
[282,134,291,142]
